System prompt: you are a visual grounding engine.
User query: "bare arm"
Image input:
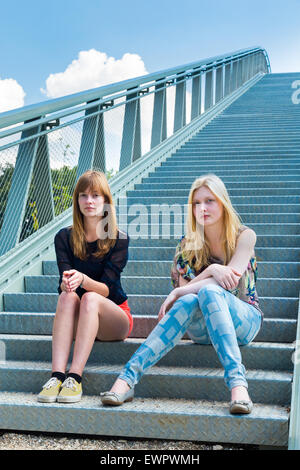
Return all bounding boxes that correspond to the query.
[179,229,256,294]
[226,228,256,275]
[63,270,109,297]
[158,228,256,319]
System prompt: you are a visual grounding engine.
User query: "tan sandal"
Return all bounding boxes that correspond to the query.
[100,388,134,406]
[229,400,253,414]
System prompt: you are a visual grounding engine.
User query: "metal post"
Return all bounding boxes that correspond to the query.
[231,60,238,92]
[76,102,106,178]
[151,82,167,148]
[31,130,55,229]
[215,65,224,103]
[224,62,231,97]
[174,75,186,132]
[254,53,259,75]
[120,89,141,170]
[204,69,213,111]
[191,71,202,120]
[236,59,242,88]
[244,55,250,81]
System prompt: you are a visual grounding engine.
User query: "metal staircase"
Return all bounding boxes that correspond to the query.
[0,72,299,447]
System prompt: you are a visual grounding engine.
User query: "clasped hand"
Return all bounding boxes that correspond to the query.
[208,264,241,291]
[62,269,83,292]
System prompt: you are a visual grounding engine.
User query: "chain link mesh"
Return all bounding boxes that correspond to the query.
[0,51,267,255]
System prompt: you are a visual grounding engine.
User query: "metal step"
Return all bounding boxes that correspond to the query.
[0,312,296,343]
[43,260,300,278]
[0,392,289,446]
[21,275,299,297]
[0,361,292,406]
[0,335,294,372]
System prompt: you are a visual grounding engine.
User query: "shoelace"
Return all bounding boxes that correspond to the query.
[61,377,77,391]
[43,377,60,389]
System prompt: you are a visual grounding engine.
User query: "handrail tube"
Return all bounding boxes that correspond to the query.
[0,47,269,256]
[0,47,268,130]
[0,66,207,141]
[0,68,209,150]
[1,50,265,147]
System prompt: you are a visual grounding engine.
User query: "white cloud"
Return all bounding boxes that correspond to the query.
[0,77,26,113]
[41,49,148,98]
[40,49,192,172]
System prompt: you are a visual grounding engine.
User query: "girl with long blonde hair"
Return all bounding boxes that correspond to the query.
[101,174,262,414]
[38,170,132,403]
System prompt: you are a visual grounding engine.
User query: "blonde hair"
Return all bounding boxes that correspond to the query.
[180,173,242,270]
[71,170,118,260]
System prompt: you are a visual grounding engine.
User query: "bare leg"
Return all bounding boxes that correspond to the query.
[51,291,80,373]
[69,292,130,376]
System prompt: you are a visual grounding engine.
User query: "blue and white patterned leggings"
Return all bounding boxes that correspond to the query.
[118,284,262,390]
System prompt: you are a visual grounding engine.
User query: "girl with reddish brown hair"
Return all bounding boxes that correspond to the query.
[38,170,132,403]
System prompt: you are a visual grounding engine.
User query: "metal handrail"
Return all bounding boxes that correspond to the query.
[0,46,269,133]
[0,46,270,257]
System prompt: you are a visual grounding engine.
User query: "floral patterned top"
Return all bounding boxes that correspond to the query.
[170,225,263,316]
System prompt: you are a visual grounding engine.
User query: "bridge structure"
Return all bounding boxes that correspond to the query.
[0,46,299,449]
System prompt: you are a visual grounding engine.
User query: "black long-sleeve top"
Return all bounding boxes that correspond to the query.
[54,227,129,305]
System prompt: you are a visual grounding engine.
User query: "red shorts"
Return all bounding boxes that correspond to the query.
[118,300,133,337]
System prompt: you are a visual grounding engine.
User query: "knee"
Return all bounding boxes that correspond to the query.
[198,283,224,303]
[176,293,199,312]
[58,291,79,307]
[80,291,104,311]
[56,291,79,318]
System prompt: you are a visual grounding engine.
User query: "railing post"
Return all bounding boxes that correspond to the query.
[260,52,266,73]
[236,59,242,88]
[244,55,250,82]
[119,89,141,170]
[215,65,224,103]
[254,53,259,75]
[174,75,186,132]
[204,69,213,111]
[231,60,238,92]
[30,129,55,231]
[0,119,53,255]
[191,70,202,120]
[151,81,167,149]
[249,54,254,78]
[246,55,252,82]
[224,62,231,97]
[76,101,105,178]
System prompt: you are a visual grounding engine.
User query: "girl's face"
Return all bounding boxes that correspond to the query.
[192,186,224,227]
[78,187,105,218]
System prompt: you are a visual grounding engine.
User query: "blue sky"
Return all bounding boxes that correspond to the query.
[0,0,300,109]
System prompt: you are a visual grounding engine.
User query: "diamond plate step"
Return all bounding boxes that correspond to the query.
[0,361,292,406]
[0,392,289,446]
[0,335,294,372]
[21,275,299,297]
[43,260,300,278]
[2,295,298,319]
[0,312,296,343]
[127,189,300,198]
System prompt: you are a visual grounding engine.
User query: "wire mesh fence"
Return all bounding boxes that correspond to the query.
[0,49,270,257]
